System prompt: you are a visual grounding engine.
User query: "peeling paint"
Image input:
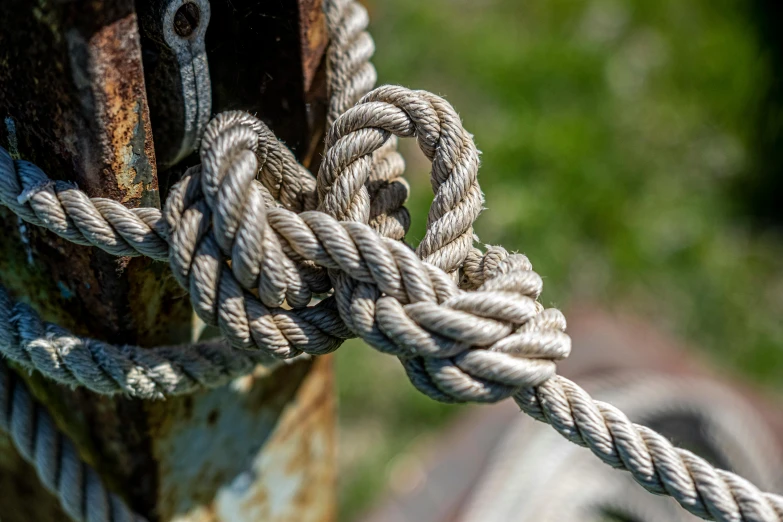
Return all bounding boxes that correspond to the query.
[221,357,336,522]
[151,357,336,522]
[65,12,158,207]
[89,18,156,205]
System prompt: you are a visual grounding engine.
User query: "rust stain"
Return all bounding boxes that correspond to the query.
[150,356,335,521]
[85,13,158,207]
[298,0,328,94]
[226,355,336,522]
[298,0,329,169]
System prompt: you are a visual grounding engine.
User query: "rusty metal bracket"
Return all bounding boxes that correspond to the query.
[139,0,212,168]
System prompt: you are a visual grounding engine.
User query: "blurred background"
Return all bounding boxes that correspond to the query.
[334,0,783,519]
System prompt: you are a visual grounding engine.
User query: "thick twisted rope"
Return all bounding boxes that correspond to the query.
[3,83,783,520]
[0,88,566,394]
[164,81,783,521]
[0,358,143,522]
[319,86,483,274]
[0,121,355,358]
[463,375,783,522]
[0,2,781,517]
[0,284,292,399]
[316,86,566,402]
[325,95,783,519]
[323,0,378,127]
[323,0,411,240]
[0,133,564,394]
[515,376,783,521]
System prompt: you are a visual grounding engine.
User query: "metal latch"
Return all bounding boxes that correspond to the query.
[139,0,212,169]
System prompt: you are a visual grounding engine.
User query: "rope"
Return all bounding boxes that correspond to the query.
[462,375,783,522]
[319,86,483,274]
[323,88,783,519]
[0,92,567,394]
[0,284,293,399]
[0,0,781,520]
[5,86,783,520]
[0,358,143,522]
[323,0,378,127]
[323,0,411,239]
[515,377,783,521]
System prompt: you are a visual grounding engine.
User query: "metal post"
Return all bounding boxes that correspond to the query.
[0,0,333,519]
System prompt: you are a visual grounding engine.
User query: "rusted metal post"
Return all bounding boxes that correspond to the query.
[0,0,333,520]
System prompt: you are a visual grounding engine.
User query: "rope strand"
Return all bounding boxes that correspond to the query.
[0,359,143,522]
[0,284,294,399]
[515,377,783,521]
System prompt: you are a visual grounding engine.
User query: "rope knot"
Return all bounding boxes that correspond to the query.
[317,86,569,403]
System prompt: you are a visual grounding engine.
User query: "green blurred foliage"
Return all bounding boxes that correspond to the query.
[335,0,783,518]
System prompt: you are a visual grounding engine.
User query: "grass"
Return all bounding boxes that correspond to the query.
[335,0,783,519]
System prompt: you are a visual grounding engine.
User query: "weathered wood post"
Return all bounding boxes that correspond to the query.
[0,0,334,519]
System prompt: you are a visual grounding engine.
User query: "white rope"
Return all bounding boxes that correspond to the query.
[0,359,144,522]
[462,375,783,522]
[0,1,780,521]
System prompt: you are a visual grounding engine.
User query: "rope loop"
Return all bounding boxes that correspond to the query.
[320,86,484,275]
[313,85,568,401]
